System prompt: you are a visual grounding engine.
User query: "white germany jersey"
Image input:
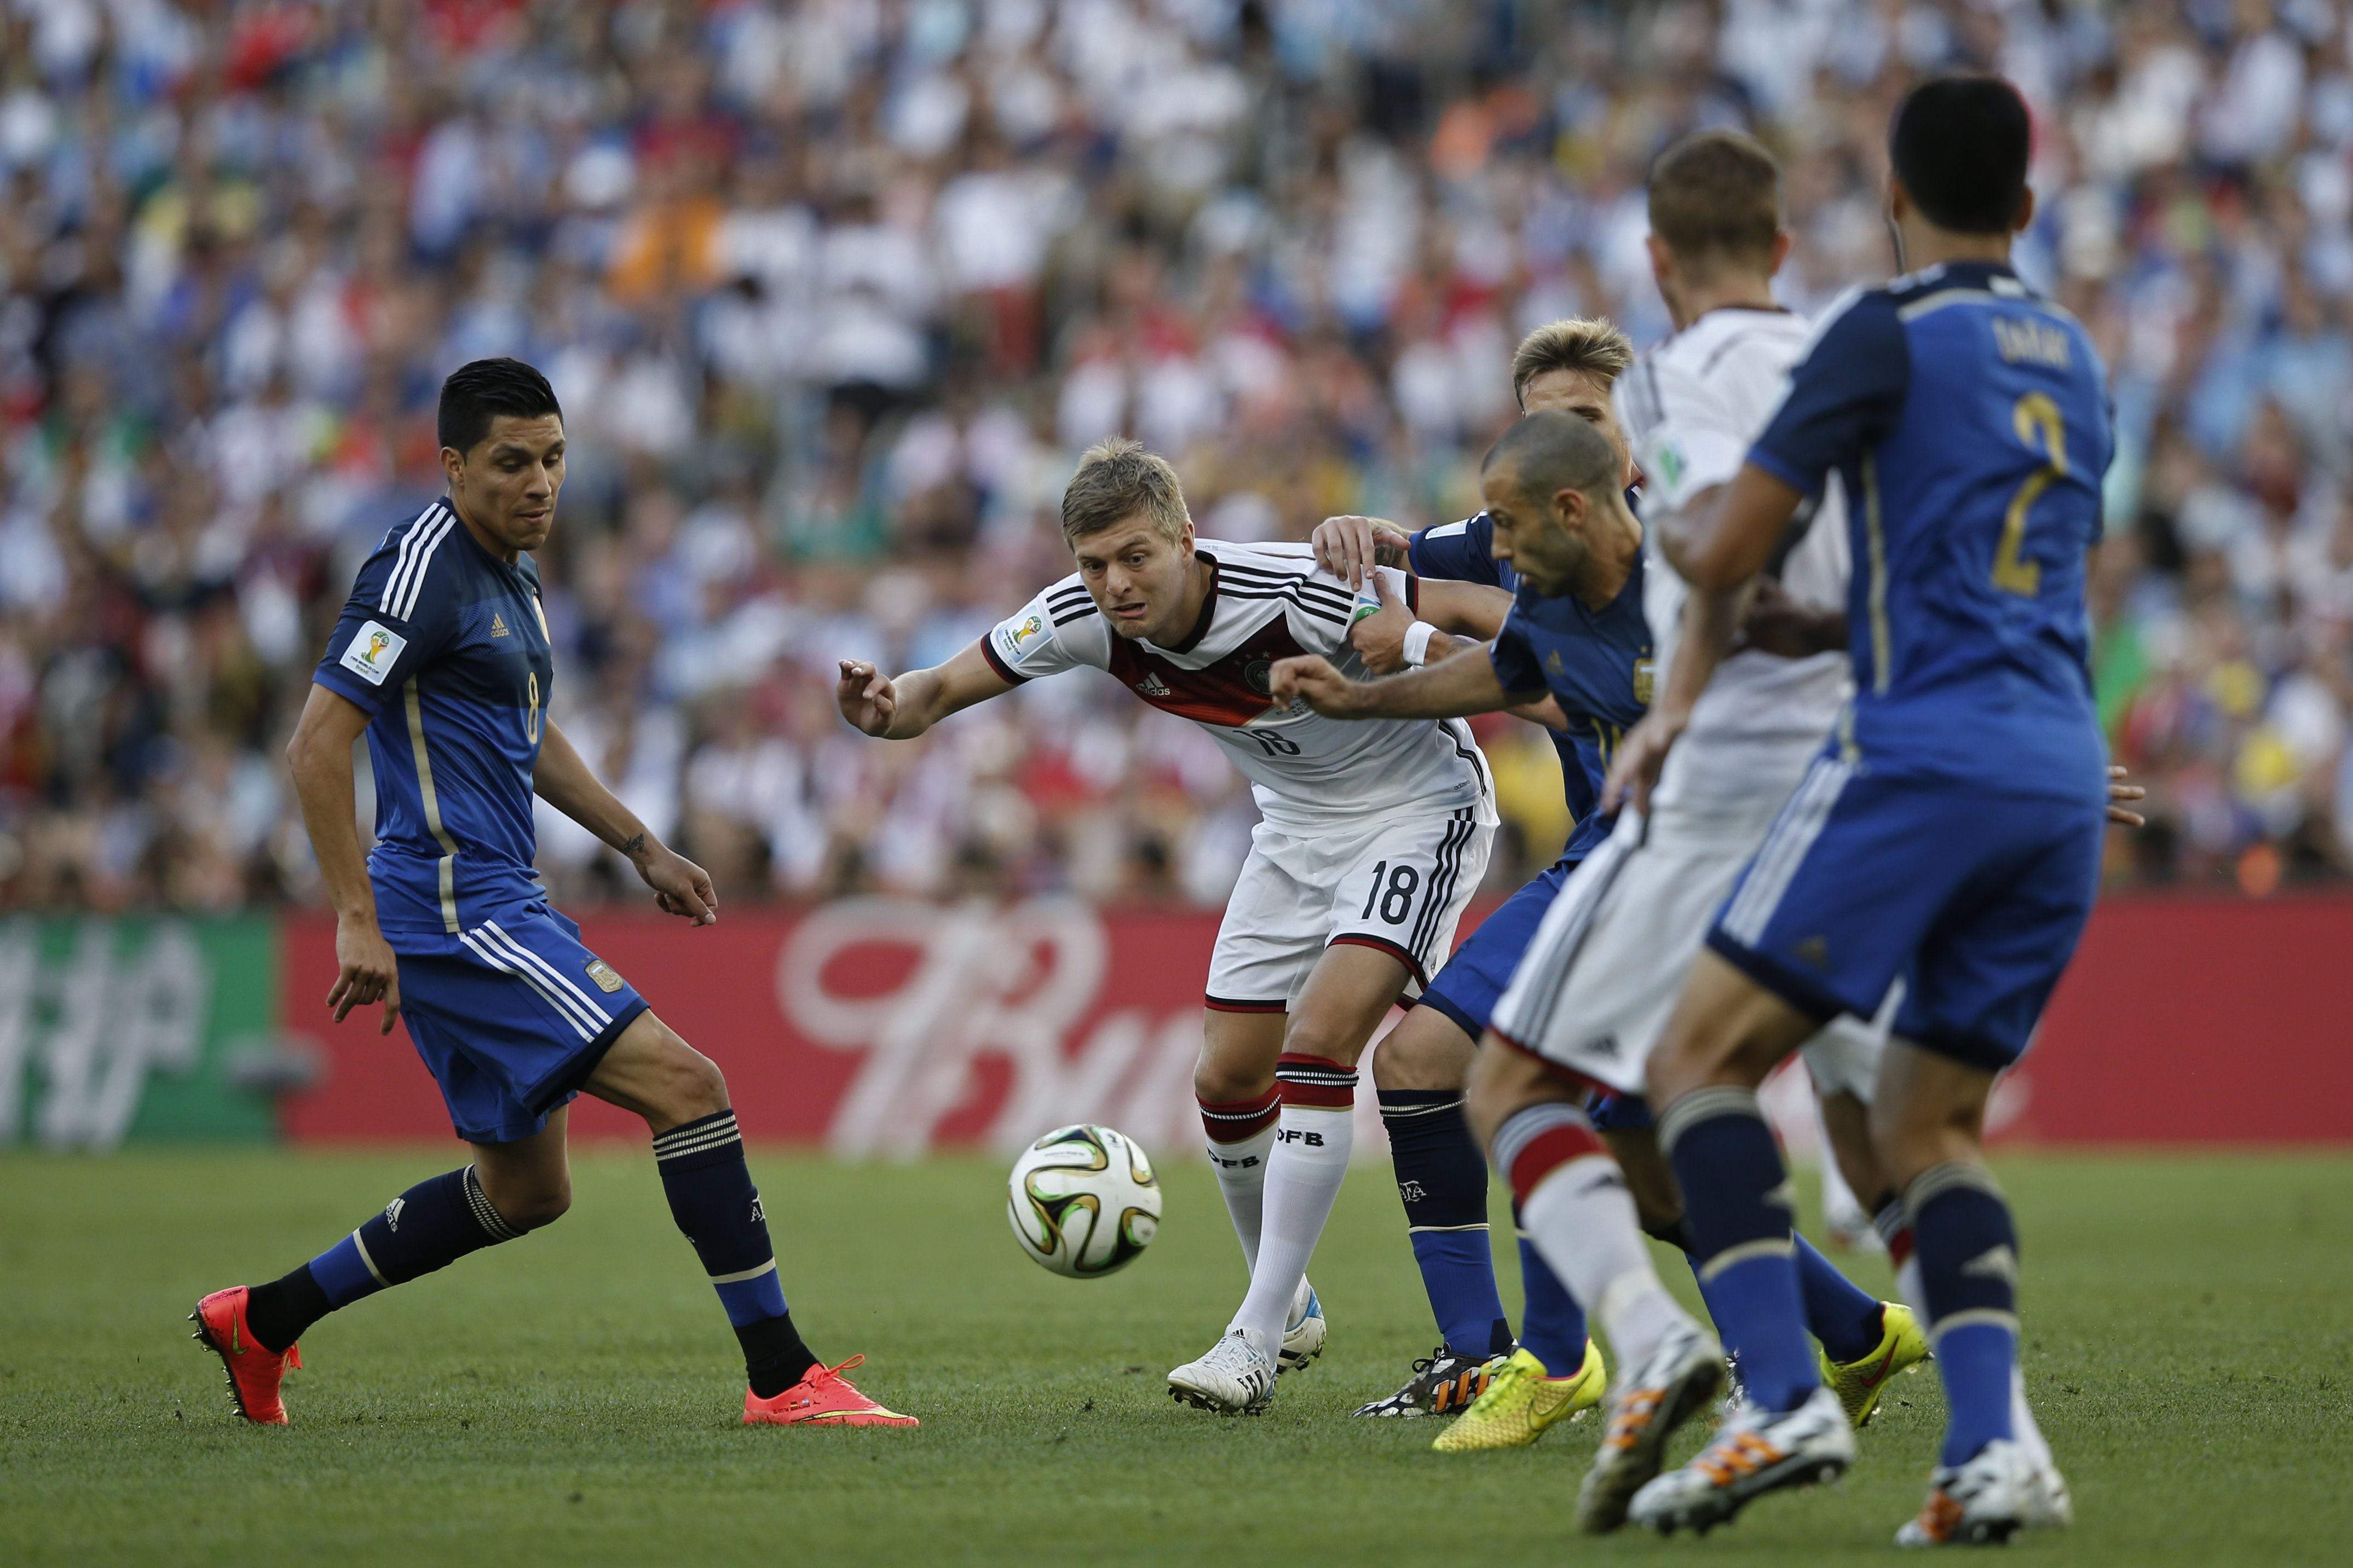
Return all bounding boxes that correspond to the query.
[982,542,1497,829]
[1613,307,1852,806]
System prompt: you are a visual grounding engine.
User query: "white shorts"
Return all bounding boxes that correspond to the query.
[1489,795,1891,1098]
[1206,807,1494,1012]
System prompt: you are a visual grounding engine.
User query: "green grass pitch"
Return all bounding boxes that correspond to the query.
[4,1147,2350,1565]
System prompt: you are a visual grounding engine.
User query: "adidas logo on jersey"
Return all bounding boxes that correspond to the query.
[1135,673,1171,697]
[491,613,510,638]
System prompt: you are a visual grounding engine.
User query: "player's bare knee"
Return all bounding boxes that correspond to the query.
[630,1019,729,1129]
[1278,1011,1370,1071]
[673,1045,730,1121]
[508,1181,572,1231]
[1192,1051,1272,1106]
[1462,1035,1541,1149]
[1369,1009,1471,1093]
[477,1169,570,1231]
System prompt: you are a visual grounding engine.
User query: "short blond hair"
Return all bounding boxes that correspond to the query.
[1511,317,1634,409]
[1061,435,1191,545]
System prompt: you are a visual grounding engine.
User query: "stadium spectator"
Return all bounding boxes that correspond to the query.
[4,0,2352,913]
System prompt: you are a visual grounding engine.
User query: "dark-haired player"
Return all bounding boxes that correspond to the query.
[1627,77,2112,1543]
[191,358,917,1430]
[1309,317,1635,1440]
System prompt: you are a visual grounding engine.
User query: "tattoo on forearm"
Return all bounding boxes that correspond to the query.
[618,832,645,855]
[1375,542,1406,568]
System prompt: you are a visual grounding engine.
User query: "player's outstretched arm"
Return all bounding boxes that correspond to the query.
[1658,462,1805,592]
[1271,645,1527,721]
[536,719,717,924]
[837,639,1017,740]
[285,682,402,1034]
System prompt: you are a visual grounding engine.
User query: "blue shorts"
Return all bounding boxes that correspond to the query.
[1706,756,2104,1074]
[1416,855,1578,1041]
[389,900,649,1144]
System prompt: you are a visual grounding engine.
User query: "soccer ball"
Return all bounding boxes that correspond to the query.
[1006,1124,1162,1278]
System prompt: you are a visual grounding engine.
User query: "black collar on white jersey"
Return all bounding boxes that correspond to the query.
[1160,554,1221,655]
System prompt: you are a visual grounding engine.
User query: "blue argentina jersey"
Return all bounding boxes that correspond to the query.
[1484,558,1654,861]
[1412,514,1599,851]
[1748,261,2112,803]
[312,499,556,934]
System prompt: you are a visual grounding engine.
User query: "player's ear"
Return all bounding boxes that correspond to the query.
[1769,229,1792,276]
[440,445,465,493]
[2011,184,2035,235]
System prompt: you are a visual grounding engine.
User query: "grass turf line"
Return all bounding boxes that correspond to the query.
[3,1148,2349,1565]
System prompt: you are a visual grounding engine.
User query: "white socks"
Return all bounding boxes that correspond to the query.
[1522,1153,1696,1371]
[1229,1104,1353,1343]
[1206,1122,1276,1271]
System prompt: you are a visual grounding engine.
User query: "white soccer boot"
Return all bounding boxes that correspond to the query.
[1168,1327,1278,1415]
[1629,1384,1854,1536]
[1576,1320,1726,1534]
[1279,1277,1325,1373]
[2023,1459,2074,1531]
[1896,1437,2037,1547]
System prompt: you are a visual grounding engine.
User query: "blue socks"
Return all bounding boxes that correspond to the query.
[1908,1161,2020,1467]
[1512,1206,1590,1374]
[1659,1086,1817,1413]
[307,1164,524,1310]
[1381,1090,1512,1358]
[653,1110,816,1397]
[1795,1231,1886,1364]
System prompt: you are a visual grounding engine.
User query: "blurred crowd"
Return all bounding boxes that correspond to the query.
[5,0,2353,914]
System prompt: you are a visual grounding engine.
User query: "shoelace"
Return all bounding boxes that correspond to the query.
[1474,1358,1531,1405]
[787,1355,868,1405]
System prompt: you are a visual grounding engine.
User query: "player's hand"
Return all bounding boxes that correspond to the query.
[1601,704,1689,817]
[328,915,402,1035]
[2105,764,2147,829]
[1347,570,1414,674]
[1270,654,1367,716]
[1312,514,1411,589]
[1738,579,1846,658]
[836,659,899,737]
[635,842,719,925]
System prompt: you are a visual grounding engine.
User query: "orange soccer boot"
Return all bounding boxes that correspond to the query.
[743,1355,920,1428]
[190,1286,303,1425]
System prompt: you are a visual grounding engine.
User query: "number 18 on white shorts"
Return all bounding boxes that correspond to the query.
[1206,809,1495,1012]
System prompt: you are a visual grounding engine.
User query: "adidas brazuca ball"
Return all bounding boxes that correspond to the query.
[1006,1124,1162,1278]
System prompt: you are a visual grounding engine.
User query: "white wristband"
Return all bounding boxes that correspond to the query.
[1401,620,1438,667]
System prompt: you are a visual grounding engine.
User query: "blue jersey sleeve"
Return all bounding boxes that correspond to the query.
[1488,606,1547,698]
[1409,514,1501,586]
[312,511,463,714]
[1748,292,1911,497]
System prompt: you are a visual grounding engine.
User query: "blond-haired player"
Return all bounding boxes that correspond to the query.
[838,438,1509,1413]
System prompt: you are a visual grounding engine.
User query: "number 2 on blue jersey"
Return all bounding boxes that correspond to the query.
[1997,392,2065,597]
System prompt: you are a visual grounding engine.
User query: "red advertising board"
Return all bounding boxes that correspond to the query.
[280,894,2353,1149]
